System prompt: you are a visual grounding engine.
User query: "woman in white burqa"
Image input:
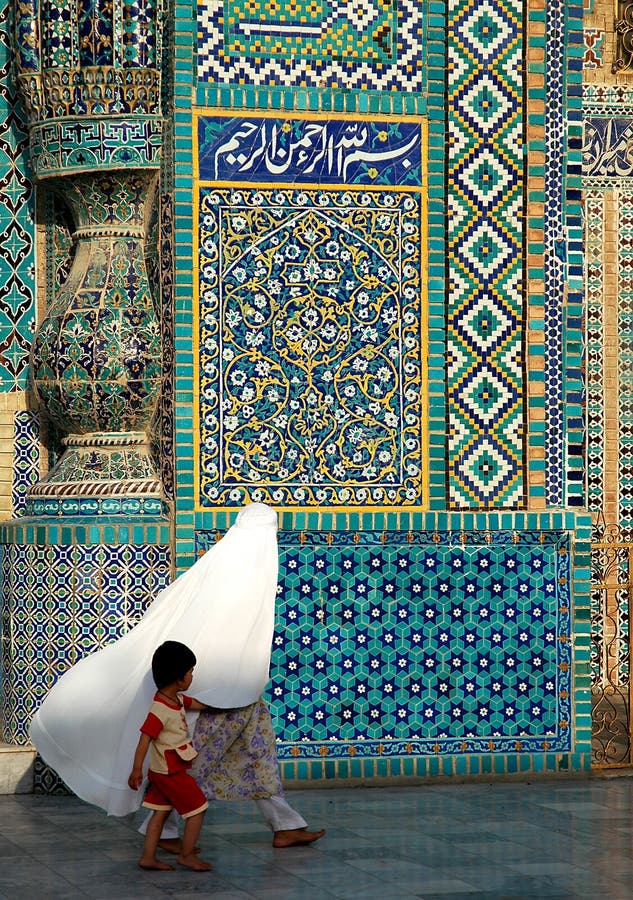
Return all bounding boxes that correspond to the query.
[30,503,324,850]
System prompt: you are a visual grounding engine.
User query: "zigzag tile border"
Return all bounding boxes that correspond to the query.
[543,0,584,507]
[584,190,605,519]
[447,0,526,508]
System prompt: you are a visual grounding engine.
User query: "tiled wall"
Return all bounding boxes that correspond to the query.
[0,5,36,396]
[582,0,633,537]
[1,538,172,745]
[0,0,594,789]
[196,517,591,781]
[159,0,593,784]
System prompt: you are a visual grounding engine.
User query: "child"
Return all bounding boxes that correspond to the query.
[128,640,212,871]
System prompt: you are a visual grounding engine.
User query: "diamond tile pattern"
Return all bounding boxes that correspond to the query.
[447,0,525,507]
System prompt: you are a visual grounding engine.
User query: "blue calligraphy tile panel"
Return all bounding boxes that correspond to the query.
[583,118,633,177]
[198,116,423,186]
[196,114,425,509]
[196,530,572,758]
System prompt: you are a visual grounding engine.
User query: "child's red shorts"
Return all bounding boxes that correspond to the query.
[143,769,208,818]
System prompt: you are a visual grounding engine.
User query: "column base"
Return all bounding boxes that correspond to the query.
[26,431,166,517]
[0,744,36,794]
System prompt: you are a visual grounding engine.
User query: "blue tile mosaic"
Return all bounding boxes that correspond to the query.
[543,0,566,506]
[196,175,425,508]
[1,543,171,744]
[0,7,36,391]
[198,116,423,185]
[197,530,572,759]
[12,411,41,517]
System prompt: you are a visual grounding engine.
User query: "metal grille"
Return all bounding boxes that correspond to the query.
[614,0,633,73]
[591,523,633,767]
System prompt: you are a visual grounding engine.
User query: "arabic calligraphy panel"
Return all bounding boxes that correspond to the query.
[583,118,633,177]
[198,116,423,186]
[197,187,424,508]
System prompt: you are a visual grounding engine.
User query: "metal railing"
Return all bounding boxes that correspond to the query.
[591,522,633,767]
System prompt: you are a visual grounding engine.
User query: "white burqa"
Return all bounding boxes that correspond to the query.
[29,502,278,817]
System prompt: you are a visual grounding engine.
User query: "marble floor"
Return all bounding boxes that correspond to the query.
[1,776,633,899]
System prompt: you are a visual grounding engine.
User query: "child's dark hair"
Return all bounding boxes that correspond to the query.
[152,641,196,689]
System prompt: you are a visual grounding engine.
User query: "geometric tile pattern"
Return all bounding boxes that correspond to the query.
[38,0,74,68]
[25,495,166,518]
[196,530,572,758]
[583,29,605,69]
[447,0,525,507]
[0,4,36,392]
[197,0,424,93]
[584,190,605,520]
[159,191,176,501]
[560,0,584,511]
[196,124,425,506]
[122,0,160,68]
[78,0,115,66]
[0,543,171,744]
[584,84,633,116]
[33,756,72,795]
[618,194,633,536]
[12,410,41,517]
[149,187,176,502]
[28,118,163,179]
[543,0,566,506]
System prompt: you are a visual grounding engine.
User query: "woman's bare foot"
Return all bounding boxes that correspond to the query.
[138,855,175,870]
[272,828,326,848]
[157,838,181,854]
[177,853,213,871]
[157,838,200,855]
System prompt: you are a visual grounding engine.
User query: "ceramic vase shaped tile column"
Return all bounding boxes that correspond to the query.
[13,0,165,515]
[28,171,163,514]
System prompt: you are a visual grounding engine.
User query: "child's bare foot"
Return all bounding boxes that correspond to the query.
[272,828,326,848]
[157,838,200,855]
[177,853,213,871]
[138,855,175,871]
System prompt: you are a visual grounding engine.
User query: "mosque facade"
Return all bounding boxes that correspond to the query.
[0,0,627,791]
